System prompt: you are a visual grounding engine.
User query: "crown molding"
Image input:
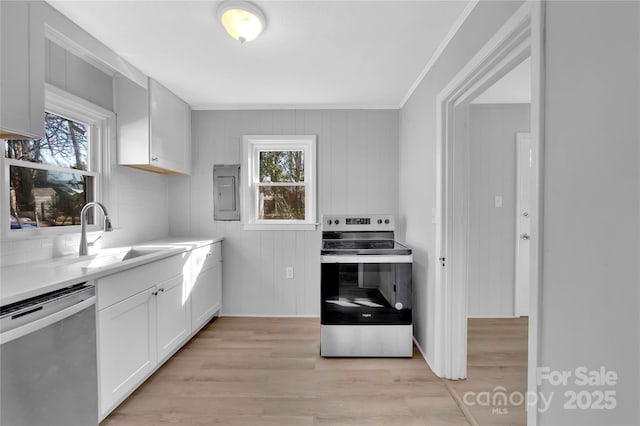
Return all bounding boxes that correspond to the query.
[399,0,479,108]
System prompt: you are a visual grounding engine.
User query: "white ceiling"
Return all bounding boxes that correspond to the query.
[48,1,470,110]
[471,57,531,104]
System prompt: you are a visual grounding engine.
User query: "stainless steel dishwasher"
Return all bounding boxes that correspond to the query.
[0,282,98,426]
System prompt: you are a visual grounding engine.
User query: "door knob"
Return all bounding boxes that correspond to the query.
[520,234,530,240]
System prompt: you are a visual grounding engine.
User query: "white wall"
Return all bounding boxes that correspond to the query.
[168,109,399,316]
[539,2,639,424]
[0,12,169,267]
[45,39,113,111]
[401,2,640,422]
[398,0,524,363]
[468,103,530,317]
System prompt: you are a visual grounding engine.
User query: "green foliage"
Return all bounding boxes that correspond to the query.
[5,112,90,227]
[259,187,305,220]
[259,151,304,182]
[47,189,85,226]
[4,113,88,170]
[259,151,305,220]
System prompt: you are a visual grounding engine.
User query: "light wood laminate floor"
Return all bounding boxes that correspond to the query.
[102,317,527,426]
[102,317,469,426]
[448,318,528,426]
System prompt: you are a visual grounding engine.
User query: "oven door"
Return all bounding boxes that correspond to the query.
[321,255,412,325]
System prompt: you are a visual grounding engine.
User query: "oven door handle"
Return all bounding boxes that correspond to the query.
[321,255,413,263]
[0,296,96,345]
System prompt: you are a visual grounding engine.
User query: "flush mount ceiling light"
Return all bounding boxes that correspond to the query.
[217,1,266,43]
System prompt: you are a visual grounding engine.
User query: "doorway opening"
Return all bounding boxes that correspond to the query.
[448,55,532,425]
[433,2,544,425]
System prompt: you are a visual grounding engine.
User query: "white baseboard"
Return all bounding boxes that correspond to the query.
[467,315,521,319]
[412,336,440,375]
[220,313,321,318]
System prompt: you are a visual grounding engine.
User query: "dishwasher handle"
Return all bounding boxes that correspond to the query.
[0,296,96,345]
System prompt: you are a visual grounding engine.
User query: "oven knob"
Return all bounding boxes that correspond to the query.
[395,302,403,310]
[327,219,332,225]
[334,219,340,225]
[377,219,382,225]
[384,219,390,224]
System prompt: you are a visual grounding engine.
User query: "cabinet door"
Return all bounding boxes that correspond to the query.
[114,75,150,166]
[98,287,157,417]
[191,260,222,332]
[0,0,44,139]
[156,274,191,361]
[149,79,191,174]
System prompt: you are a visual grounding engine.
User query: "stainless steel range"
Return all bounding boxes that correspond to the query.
[320,214,413,357]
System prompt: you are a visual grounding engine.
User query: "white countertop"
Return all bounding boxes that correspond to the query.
[0,236,223,307]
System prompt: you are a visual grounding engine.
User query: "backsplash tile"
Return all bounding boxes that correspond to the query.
[0,234,78,267]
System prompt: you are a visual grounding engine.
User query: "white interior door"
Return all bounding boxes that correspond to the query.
[515,132,532,316]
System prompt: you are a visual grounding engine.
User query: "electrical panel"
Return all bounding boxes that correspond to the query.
[213,164,240,221]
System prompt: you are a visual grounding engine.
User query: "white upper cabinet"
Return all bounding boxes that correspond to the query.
[149,79,192,174]
[115,76,192,175]
[0,1,45,139]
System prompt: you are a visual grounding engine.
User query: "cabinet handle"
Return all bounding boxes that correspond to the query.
[152,291,158,296]
[151,157,159,162]
[158,288,165,293]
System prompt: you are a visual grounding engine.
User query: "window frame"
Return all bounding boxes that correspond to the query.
[1,84,114,239]
[241,135,317,231]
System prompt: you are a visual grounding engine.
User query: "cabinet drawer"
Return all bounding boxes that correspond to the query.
[97,254,186,310]
[191,242,221,272]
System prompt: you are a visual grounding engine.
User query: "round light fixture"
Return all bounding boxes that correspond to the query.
[217,1,266,43]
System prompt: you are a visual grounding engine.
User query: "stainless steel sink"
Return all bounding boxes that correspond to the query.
[121,248,162,261]
[81,247,164,269]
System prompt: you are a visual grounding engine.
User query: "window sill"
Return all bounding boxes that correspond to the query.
[242,223,318,231]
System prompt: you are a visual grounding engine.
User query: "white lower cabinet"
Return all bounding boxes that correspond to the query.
[98,287,157,416]
[191,243,222,331]
[97,242,222,420]
[191,261,222,331]
[157,274,191,361]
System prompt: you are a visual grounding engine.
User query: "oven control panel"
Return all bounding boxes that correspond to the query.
[322,214,394,231]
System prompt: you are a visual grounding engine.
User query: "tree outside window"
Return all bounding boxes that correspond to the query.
[4,112,95,229]
[258,151,305,220]
[242,135,317,230]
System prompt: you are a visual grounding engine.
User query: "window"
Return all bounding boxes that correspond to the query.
[2,86,112,235]
[241,135,317,230]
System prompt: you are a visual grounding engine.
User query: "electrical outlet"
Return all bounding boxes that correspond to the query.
[495,195,503,208]
[286,266,294,279]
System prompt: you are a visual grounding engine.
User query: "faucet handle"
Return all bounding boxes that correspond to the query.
[88,235,102,247]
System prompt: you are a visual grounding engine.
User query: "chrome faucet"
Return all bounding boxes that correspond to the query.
[79,202,113,256]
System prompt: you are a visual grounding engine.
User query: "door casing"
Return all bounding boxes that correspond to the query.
[515,132,533,317]
[434,2,545,424]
